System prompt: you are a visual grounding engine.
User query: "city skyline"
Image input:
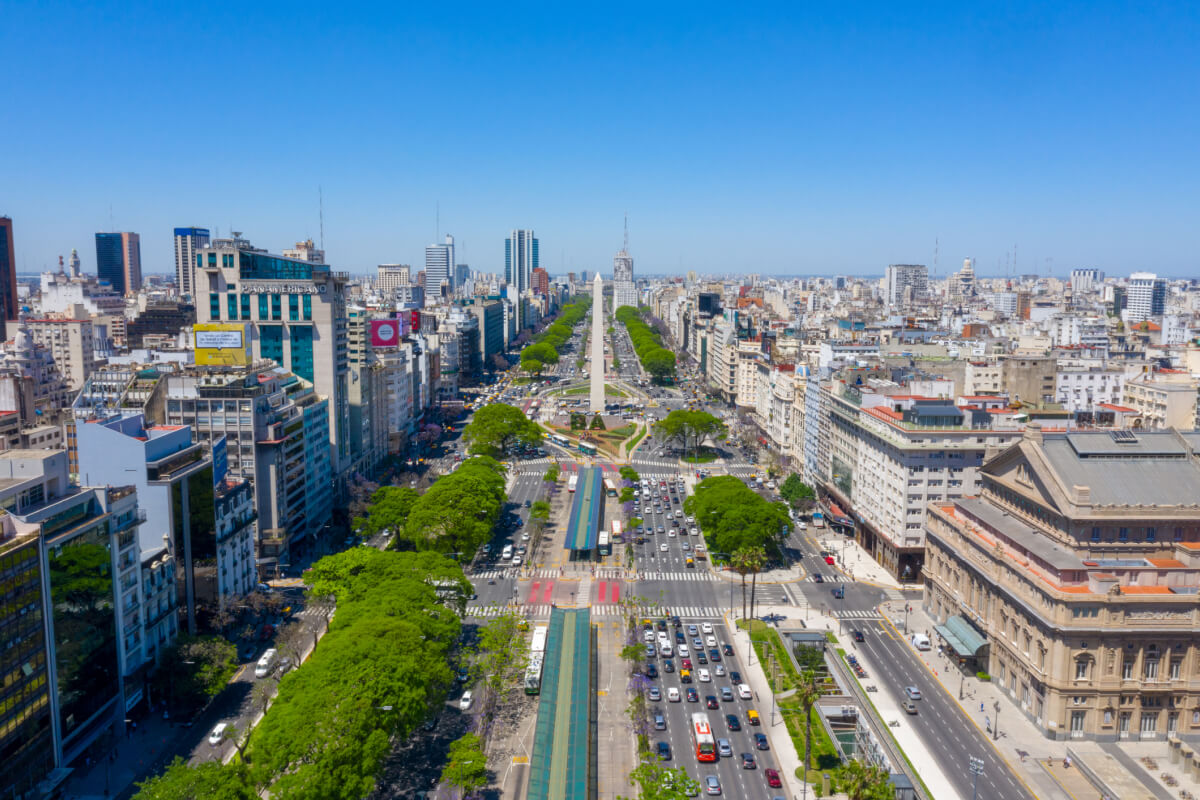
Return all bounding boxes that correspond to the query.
[4,2,1200,278]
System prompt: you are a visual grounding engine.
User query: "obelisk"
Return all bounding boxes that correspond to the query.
[590,273,605,414]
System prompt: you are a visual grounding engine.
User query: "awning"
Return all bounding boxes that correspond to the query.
[935,615,988,659]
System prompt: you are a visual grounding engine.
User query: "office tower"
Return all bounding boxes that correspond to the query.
[455,263,471,290]
[505,229,538,293]
[531,267,550,295]
[95,231,142,295]
[1127,271,1166,323]
[283,238,325,264]
[0,217,16,340]
[424,235,454,303]
[174,227,211,297]
[1070,267,1102,295]
[193,234,350,481]
[613,237,637,309]
[377,263,411,294]
[885,263,928,307]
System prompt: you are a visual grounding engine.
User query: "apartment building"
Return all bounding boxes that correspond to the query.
[924,426,1200,742]
[1123,373,1198,430]
[24,316,98,390]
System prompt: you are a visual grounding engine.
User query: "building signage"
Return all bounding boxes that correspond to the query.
[370,319,401,348]
[195,329,243,349]
[239,282,327,295]
[195,323,251,366]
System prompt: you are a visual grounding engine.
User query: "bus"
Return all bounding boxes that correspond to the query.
[524,624,549,695]
[812,511,826,528]
[598,529,611,556]
[690,713,717,762]
[610,519,624,544]
[579,442,598,456]
[568,475,579,493]
[604,478,618,497]
[550,433,571,447]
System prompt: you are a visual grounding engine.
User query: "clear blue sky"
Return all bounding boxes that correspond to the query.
[3,1,1199,277]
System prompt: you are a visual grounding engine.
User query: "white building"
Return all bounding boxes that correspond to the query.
[424,235,455,303]
[885,264,928,307]
[173,227,210,298]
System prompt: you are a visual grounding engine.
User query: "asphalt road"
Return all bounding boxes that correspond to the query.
[642,618,788,799]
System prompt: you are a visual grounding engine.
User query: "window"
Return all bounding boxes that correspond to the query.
[210,293,220,320]
[1123,660,1133,680]
[241,294,251,320]
[1091,526,1101,542]
[258,294,268,319]
[1119,527,1128,542]
[227,294,238,319]
[289,294,300,321]
[260,325,283,365]
[271,294,282,320]
[1174,527,1184,541]
[1145,659,1159,680]
[302,294,312,320]
[208,253,217,267]
[1076,660,1088,681]
[1169,660,1181,680]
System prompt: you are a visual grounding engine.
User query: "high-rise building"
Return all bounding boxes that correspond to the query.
[1126,271,1166,323]
[1070,267,1102,295]
[0,216,17,341]
[885,263,928,307]
[454,263,471,290]
[505,229,538,294]
[613,242,637,309]
[531,267,550,295]
[193,234,350,479]
[424,235,455,303]
[95,231,142,295]
[174,227,211,298]
[377,263,411,294]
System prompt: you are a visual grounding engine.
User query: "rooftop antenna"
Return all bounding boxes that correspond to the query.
[932,236,939,280]
[436,201,440,242]
[623,212,629,252]
[319,185,325,252]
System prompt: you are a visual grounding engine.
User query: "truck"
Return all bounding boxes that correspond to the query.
[812,511,826,528]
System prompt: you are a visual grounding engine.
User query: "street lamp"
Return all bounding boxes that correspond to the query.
[458,760,474,800]
[993,700,1001,740]
[968,756,984,800]
[903,603,911,635]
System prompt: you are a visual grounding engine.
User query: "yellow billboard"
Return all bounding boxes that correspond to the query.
[194,322,251,366]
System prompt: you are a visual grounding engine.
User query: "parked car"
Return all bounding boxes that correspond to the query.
[459,690,473,710]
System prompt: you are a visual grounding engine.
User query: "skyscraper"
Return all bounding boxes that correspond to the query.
[95,231,142,295]
[424,234,454,303]
[1127,272,1166,323]
[0,217,17,341]
[174,227,210,297]
[612,231,637,309]
[505,229,538,294]
[885,263,928,307]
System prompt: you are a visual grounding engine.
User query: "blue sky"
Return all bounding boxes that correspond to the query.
[3,1,1199,277]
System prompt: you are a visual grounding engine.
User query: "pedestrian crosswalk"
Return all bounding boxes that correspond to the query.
[472,567,628,580]
[634,571,715,582]
[806,573,848,583]
[464,603,726,619]
[830,609,882,620]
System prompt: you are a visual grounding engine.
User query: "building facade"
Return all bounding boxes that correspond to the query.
[94,232,142,296]
[173,227,210,298]
[0,216,17,340]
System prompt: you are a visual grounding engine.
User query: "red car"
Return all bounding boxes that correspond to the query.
[765,768,782,788]
[825,556,835,565]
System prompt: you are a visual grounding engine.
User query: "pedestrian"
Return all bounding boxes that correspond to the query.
[1064,756,1071,769]
[980,702,985,713]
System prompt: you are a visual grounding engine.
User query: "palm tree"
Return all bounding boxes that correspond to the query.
[730,549,753,620]
[797,668,822,787]
[744,546,768,620]
[840,758,894,800]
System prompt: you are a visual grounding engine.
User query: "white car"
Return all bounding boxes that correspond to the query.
[678,644,690,657]
[511,555,523,566]
[667,529,676,538]
[686,516,695,524]
[208,722,229,746]
[698,668,711,682]
[705,635,717,648]
[459,690,474,710]
[701,622,714,634]
[737,683,753,700]
[690,528,699,536]
[644,629,656,642]
[521,532,530,541]
[667,687,681,702]
[660,543,668,552]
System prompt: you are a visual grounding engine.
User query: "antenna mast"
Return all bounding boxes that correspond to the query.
[319,186,325,251]
[623,213,629,251]
[932,236,939,280]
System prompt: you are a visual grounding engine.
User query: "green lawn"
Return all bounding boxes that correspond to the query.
[682,447,719,464]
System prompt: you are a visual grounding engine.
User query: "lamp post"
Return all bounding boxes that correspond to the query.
[959,664,965,700]
[903,603,910,635]
[968,756,984,800]
[458,760,474,800]
[993,700,1001,741]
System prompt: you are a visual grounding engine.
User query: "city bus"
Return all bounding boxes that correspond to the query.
[604,478,618,497]
[812,511,826,528]
[598,529,611,556]
[690,713,717,762]
[610,519,623,544]
[578,442,598,456]
[524,624,549,695]
[568,475,579,493]
[550,433,571,447]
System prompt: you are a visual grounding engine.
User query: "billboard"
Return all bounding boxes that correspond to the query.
[212,435,228,487]
[370,319,402,348]
[194,322,251,366]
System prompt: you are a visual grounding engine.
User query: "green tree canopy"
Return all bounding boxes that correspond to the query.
[618,762,702,800]
[441,732,489,795]
[403,457,507,557]
[655,410,727,460]
[683,475,790,558]
[134,758,257,800]
[463,403,542,456]
[779,473,817,510]
[353,486,419,539]
[615,305,676,383]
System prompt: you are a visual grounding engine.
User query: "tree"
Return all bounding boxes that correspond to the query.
[152,635,238,716]
[133,758,256,800]
[522,357,544,377]
[744,546,768,620]
[619,466,640,483]
[656,410,726,463]
[472,612,528,728]
[729,549,753,620]
[590,413,606,430]
[544,463,561,483]
[463,403,542,457]
[841,759,895,800]
[618,762,702,800]
[441,732,488,799]
[643,349,676,381]
[403,458,507,556]
[779,473,816,511]
[353,486,419,539]
[489,353,510,372]
[797,668,822,783]
[683,476,790,560]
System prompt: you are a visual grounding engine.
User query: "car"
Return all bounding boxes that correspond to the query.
[686,688,699,703]
[521,532,530,541]
[813,573,824,583]
[717,738,733,757]
[729,670,742,684]
[511,555,523,566]
[692,637,703,648]
[459,690,474,710]
[902,699,918,714]
[681,658,693,670]
[709,648,721,662]
[698,668,711,682]
[696,651,708,665]
[765,768,782,788]
[643,629,656,642]
[852,630,865,642]
[660,543,668,552]
[705,635,717,648]
[675,631,686,644]
[905,686,922,701]
[644,644,656,658]
[681,542,691,551]
[737,683,752,699]
[725,713,741,731]
[645,663,658,679]
[704,775,721,795]
[687,624,699,635]
[208,722,229,746]
[678,644,690,657]
[721,643,734,657]
[654,712,666,730]
[754,732,770,750]
[720,686,733,702]
[648,687,662,701]
[663,658,675,673]
[705,695,719,709]
[671,615,682,628]
[680,669,692,683]
[741,752,757,769]
[657,741,672,761]
[481,543,491,554]
[701,622,714,634]
[656,619,668,631]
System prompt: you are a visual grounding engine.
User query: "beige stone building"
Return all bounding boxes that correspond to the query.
[25,316,98,390]
[924,424,1200,742]
[1122,372,1197,430]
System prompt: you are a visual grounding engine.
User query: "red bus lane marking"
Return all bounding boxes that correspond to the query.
[542,581,554,603]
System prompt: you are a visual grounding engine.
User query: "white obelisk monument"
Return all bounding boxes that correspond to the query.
[590,273,606,414]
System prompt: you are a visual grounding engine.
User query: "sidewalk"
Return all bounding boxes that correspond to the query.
[811,532,902,590]
[66,709,190,800]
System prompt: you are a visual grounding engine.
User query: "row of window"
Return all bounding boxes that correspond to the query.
[210,293,313,322]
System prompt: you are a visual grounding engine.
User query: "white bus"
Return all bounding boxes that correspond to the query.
[524,624,550,694]
[568,475,579,493]
[550,433,571,447]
